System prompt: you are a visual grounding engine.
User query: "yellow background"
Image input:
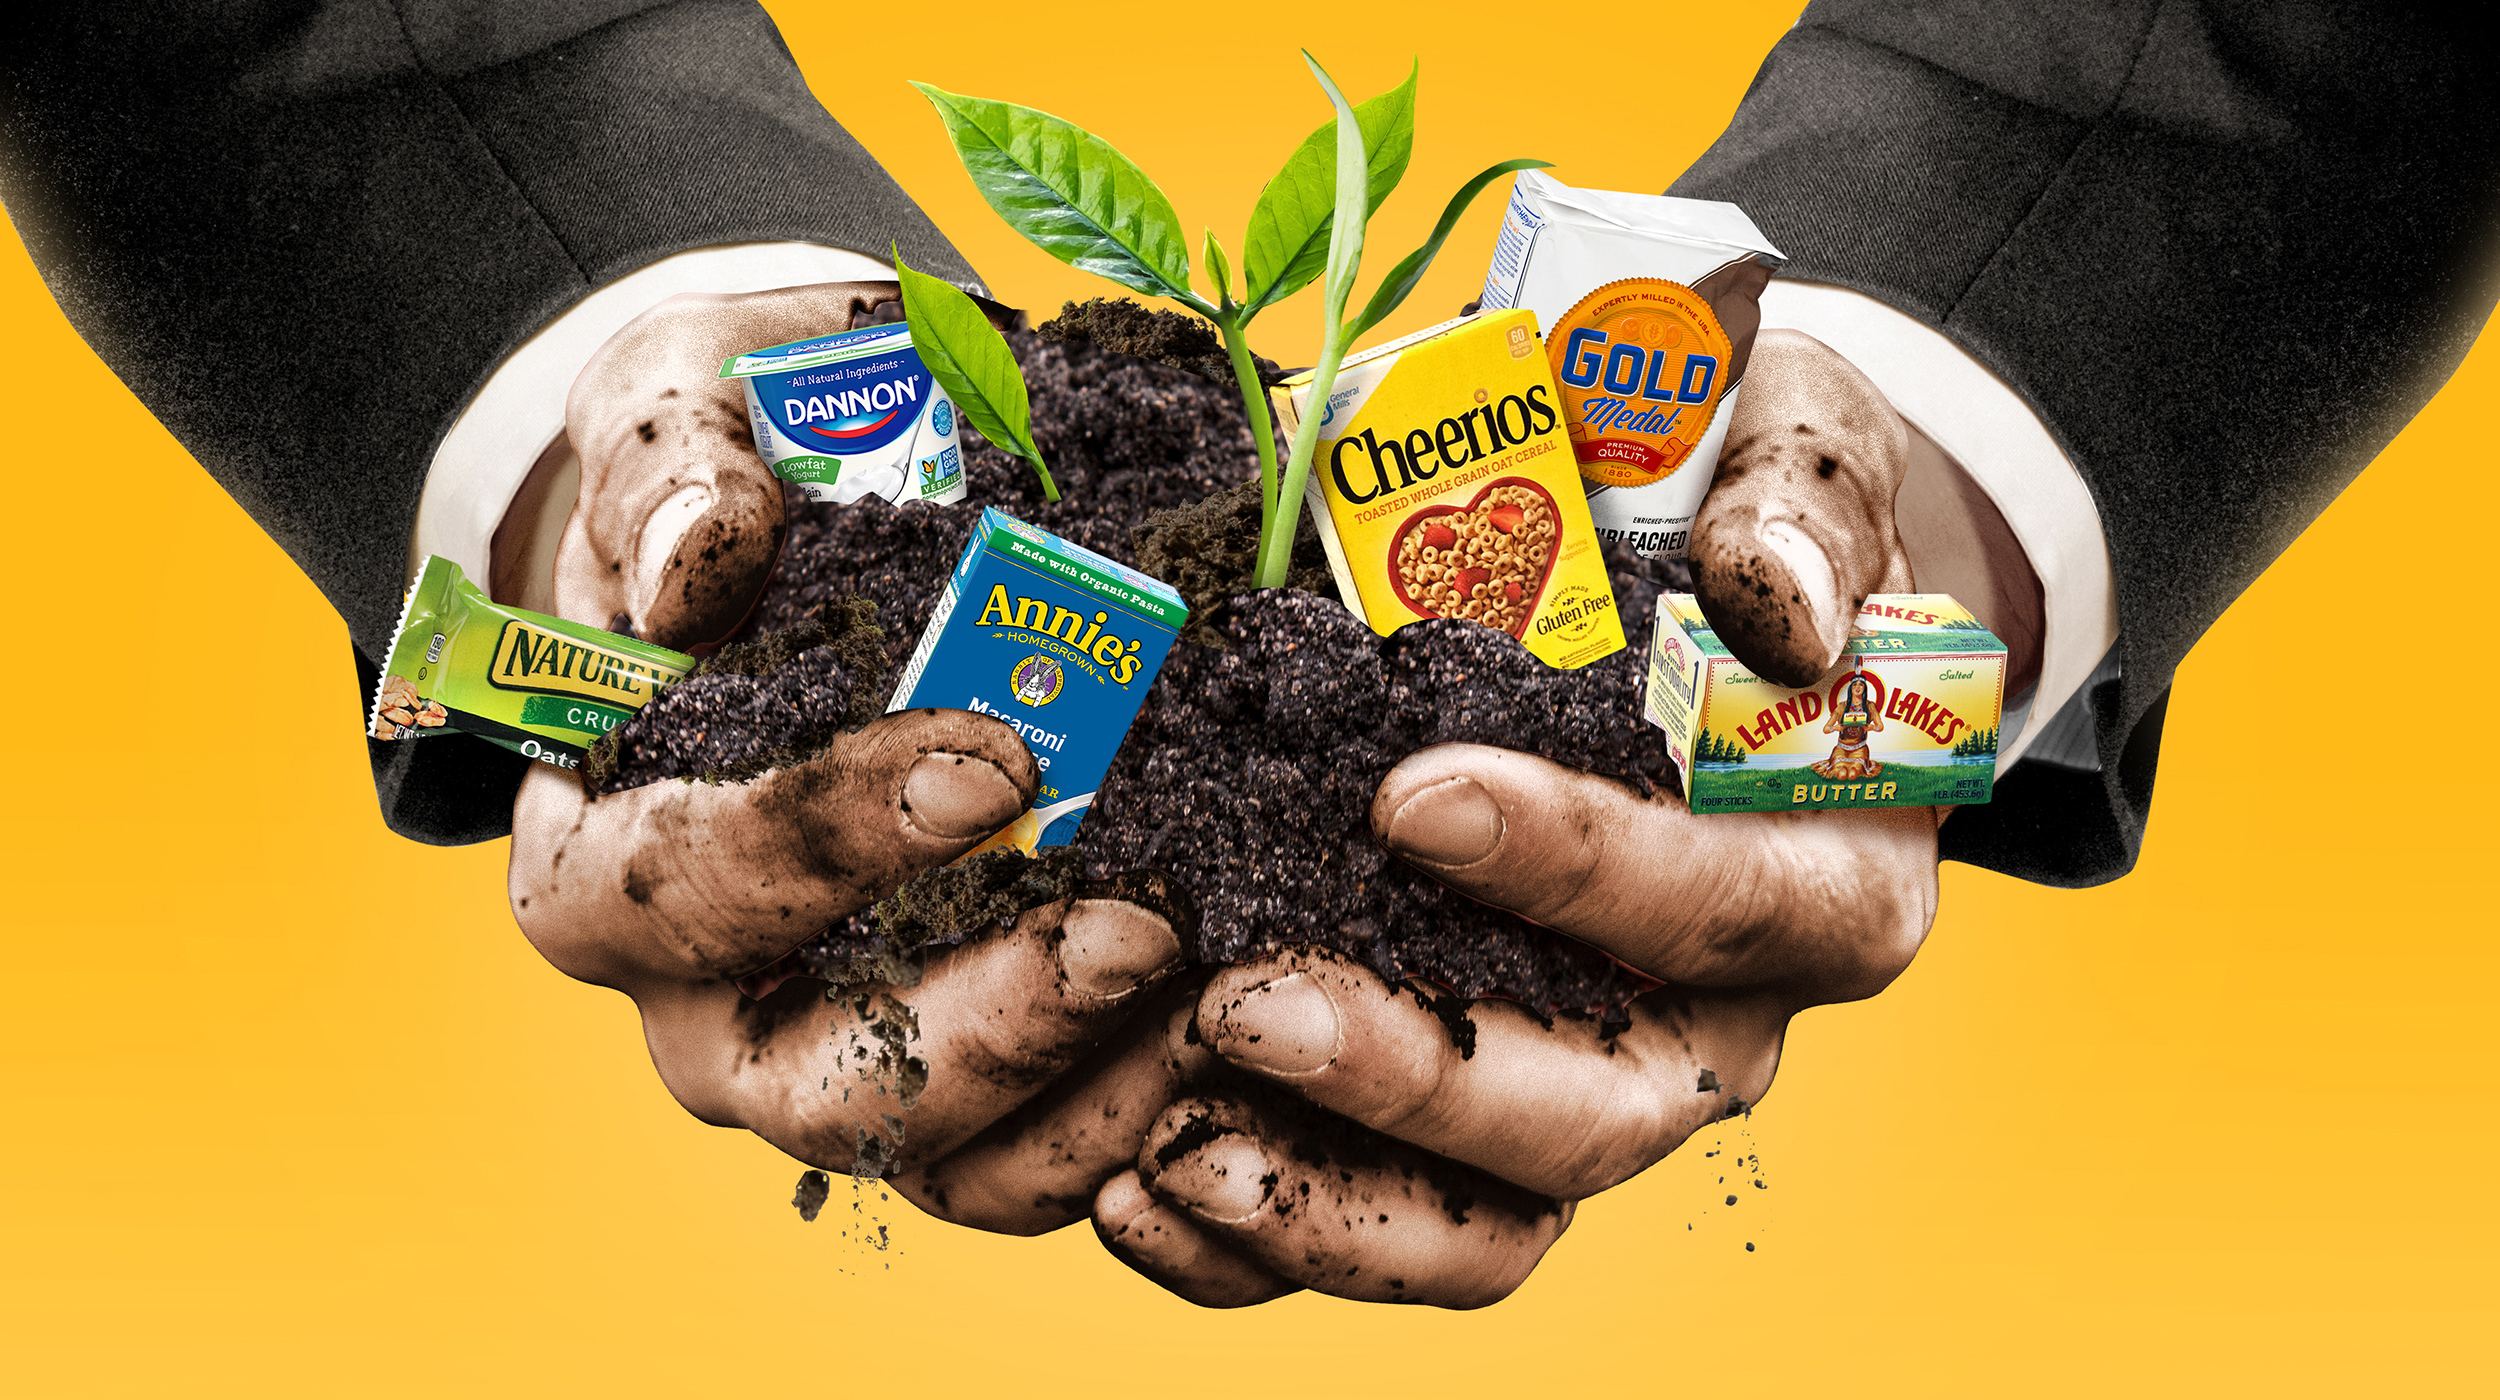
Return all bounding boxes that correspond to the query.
[3,2,2491,1393]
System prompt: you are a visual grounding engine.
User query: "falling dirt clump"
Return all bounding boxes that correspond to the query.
[792,1169,832,1222]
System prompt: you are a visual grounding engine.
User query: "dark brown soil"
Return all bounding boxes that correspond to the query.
[591,330,1690,1015]
[1035,297,1286,388]
[792,1169,832,1222]
[582,600,885,795]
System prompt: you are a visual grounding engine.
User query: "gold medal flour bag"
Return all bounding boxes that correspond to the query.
[1479,170,1785,559]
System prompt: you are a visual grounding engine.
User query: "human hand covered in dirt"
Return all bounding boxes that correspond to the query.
[510,284,1189,1179]
[1002,331,2051,1309]
[507,296,2040,1308]
[904,783,1923,1309]
[556,282,902,644]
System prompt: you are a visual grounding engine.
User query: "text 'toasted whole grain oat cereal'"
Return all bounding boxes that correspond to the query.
[1480,170,1785,560]
[1275,308,1624,670]
[1644,593,2007,813]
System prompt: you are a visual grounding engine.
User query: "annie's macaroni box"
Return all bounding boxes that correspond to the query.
[1272,307,1624,670]
[1646,594,2007,812]
[888,508,1185,853]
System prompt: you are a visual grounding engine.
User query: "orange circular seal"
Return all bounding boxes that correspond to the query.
[1546,277,1734,489]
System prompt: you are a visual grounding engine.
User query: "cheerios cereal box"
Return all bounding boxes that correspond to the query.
[1273,308,1624,670]
[1646,593,2007,813]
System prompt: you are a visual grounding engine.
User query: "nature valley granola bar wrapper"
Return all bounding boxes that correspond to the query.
[369,556,692,771]
[1274,308,1624,670]
[1479,170,1785,559]
[1645,593,2005,813]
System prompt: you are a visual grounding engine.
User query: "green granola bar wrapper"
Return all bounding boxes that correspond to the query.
[368,556,693,773]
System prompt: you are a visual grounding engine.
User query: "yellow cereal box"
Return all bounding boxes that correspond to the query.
[1273,309,1624,669]
[1645,593,2007,812]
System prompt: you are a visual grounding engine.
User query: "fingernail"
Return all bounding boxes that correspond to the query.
[1756,519,1847,658]
[901,752,1022,839]
[1094,1169,1157,1236]
[1154,1135,1273,1224]
[1057,901,1182,998]
[1383,776,1504,866]
[632,483,715,603]
[1214,974,1340,1075]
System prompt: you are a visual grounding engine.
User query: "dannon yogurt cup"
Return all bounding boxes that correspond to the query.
[718,321,969,506]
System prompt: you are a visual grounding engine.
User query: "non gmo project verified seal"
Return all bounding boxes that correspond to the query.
[919,445,963,498]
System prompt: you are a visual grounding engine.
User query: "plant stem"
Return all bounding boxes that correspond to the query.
[1255,316,1354,589]
[1217,312,1283,541]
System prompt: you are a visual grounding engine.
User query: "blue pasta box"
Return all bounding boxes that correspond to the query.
[889,508,1188,854]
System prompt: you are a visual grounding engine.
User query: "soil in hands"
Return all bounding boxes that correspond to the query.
[587,330,1691,1016]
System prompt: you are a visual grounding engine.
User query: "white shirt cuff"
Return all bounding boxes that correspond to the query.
[410,242,895,584]
[1756,280,2121,775]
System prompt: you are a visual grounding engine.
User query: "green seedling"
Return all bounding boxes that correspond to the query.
[910,55,1545,588]
[893,245,1057,500]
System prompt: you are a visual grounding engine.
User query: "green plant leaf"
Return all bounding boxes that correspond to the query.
[911,82,1193,305]
[892,246,1058,501]
[1344,159,1550,343]
[1202,228,1235,306]
[1307,52,1368,321]
[1239,59,1415,315]
[1257,52,1368,591]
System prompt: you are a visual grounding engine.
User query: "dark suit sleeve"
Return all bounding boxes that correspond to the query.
[1669,0,2500,885]
[1,1,983,843]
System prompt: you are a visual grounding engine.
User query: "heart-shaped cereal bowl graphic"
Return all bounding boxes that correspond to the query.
[1386,477,1563,639]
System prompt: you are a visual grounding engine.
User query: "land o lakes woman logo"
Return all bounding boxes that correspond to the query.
[1812,671,1886,780]
[1009,653,1064,707]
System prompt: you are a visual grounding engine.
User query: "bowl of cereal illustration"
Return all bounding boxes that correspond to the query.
[1385,478,1560,638]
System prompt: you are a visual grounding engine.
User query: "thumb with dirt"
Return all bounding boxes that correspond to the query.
[1690,328,1917,686]
[558,281,909,647]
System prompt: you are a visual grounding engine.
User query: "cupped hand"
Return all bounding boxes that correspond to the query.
[1058,330,2042,1309]
[507,282,1186,1179]
[1064,778,1929,1310]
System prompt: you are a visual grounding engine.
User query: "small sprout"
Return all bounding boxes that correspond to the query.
[892,246,1055,500]
[914,58,1545,585]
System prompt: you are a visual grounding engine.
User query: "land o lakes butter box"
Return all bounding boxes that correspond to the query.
[1645,594,2006,813]
[889,508,1186,853]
